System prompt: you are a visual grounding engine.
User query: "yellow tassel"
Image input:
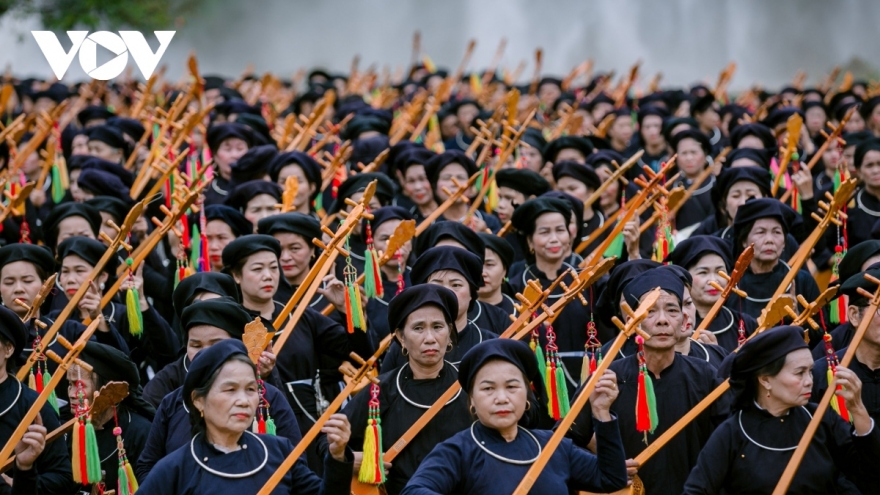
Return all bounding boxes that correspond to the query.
[124,460,139,492]
[72,419,82,484]
[27,370,35,391]
[358,419,379,483]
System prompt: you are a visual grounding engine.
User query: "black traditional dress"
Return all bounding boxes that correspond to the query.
[682,403,880,494]
[673,174,716,232]
[0,377,74,495]
[694,305,758,352]
[813,348,880,423]
[137,431,353,495]
[728,261,821,331]
[567,353,729,495]
[848,188,880,248]
[331,362,470,495]
[400,419,627,495]
[136,382,300,480]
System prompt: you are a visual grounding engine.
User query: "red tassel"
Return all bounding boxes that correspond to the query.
[589,354,597,375]
[835,393,850,422]
[344,288,354,334]
[35,367,43,393]
[636,372,651,432]
[548,363,560,419]
[78,421,88,482]
[258,415,266,434]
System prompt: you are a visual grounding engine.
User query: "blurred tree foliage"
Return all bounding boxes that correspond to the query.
[2,0,202,30]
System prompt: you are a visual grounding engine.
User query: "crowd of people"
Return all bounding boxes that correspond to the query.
[0,51,878,495]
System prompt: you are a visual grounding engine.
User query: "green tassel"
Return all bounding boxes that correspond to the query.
[118,465,130,495]
[51,164,64,204]
[364,249,378,298]
[644,373,659,433]
[85,419,102,483]
[43,370,59,415]
[375,419,386,483]
[266,415,277,436]
[348,284,363,329]
[190,225,201,269]
[126,287,144,337]
[534,345,547,384]
[603,232,624,259]
[555,362,571,418]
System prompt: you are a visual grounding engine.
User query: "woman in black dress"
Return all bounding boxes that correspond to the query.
[684,325,880,494]
[137,339,353,494]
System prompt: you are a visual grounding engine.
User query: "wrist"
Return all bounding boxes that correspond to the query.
[14,459,33,471]
[591,407,612,422]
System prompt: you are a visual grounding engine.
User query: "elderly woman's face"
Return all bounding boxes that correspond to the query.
[396,305,451,368]
[746,218,785,265]
[759,348,813,408]
[470,360,528,432]
[193,359,259,436]
[427,270,470,324]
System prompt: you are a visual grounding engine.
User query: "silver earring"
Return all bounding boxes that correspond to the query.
[99,282,105,290]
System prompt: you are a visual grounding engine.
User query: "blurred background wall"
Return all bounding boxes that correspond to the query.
[1,0,878,89]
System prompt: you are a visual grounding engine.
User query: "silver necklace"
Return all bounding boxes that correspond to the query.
[856,189,880,217]
[469,422,542,465]
[710,307,735,335]
[211,180,228,196]
[502,293,519,317]
[396,362,461,409]
[0,379,22,417]
[689,340,710,363]
[471,301,482,323]
[679,173,715,197]
[738,406,812,452]
[745,261,793,303]
[190,431,268,478]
